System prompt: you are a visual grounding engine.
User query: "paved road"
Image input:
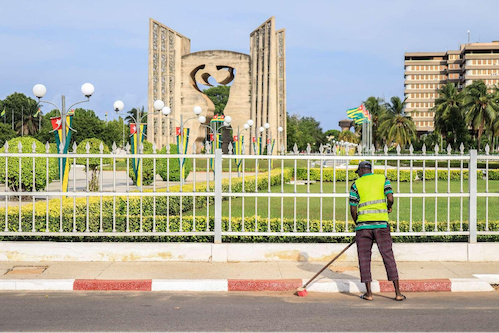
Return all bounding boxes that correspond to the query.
[0,291,498,332]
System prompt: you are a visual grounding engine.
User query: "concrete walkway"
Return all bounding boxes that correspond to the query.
[0,260,497,292]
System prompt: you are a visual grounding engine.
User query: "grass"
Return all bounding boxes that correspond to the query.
[183,179,499,225]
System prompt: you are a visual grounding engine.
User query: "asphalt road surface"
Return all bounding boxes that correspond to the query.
[0,291,498,332]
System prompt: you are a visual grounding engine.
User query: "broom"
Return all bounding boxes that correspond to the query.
[296,238,356,297]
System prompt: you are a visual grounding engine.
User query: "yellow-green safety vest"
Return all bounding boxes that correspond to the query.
[356,174,389,222]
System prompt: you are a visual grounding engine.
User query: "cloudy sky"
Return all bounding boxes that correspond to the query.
[1,0,499,131]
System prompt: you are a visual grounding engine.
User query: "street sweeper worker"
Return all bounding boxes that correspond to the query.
[349,161,406,301]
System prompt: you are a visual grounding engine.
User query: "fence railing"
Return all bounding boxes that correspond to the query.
[0,142,498,243]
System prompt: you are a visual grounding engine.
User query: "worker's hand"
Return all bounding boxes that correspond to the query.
[387,207,392,213]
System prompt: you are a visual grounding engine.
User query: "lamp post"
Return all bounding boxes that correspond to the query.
[233,119,254,152]
[113,99,166,144]
[200,114,232,147]
[33,83,94,150]
[162,105,206,185]
[113,99,166,189]
[231,119,254,176]
[259,122,283,155]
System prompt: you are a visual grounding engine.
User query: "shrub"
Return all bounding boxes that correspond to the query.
[487,170,499,180]
[157,144,192,181]
[0,137,58,191]
[294,168,417,182]
[0,168,293,233]
[128,140,155,186]
[76,138,111,191]
[416,169,484,180]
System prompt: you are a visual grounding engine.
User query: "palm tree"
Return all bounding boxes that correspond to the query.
[338,130,359,144]
[378,96,417,148]
[462,81,499,150]
[14,99,41,135]
[125,106,146,125]
[363,96,387,149]
[15,114,41,136]
[432,83,466,148]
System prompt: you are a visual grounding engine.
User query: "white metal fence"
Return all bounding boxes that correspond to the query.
[0,141,498,243]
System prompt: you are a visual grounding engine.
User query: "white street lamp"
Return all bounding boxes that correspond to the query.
[193,106,202,115]
[33,83,94,152]
[113,100,124,112]
[81,83,95,98]
[153,100,165,111]
[33,84,47,98]
[161,107,171,116]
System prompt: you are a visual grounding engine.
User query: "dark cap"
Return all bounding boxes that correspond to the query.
[355,161,372,174]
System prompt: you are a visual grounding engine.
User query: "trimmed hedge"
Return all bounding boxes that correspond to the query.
[295,168,417,182]
[295,167,492,182]
[0,214,496,243]
[0,168,293,233]
[157,144,192,181]
[0,137,59,191]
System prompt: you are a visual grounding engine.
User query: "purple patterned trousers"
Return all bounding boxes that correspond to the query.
[356,226,399,283]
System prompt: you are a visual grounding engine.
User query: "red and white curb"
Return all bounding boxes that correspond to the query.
[0,278,494,292]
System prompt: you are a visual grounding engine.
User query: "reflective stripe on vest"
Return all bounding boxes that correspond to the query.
[358,199,387,209]
[358,209,388,215]
[355,174,389,223]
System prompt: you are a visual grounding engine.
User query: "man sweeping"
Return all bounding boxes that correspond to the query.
[349,161,406,301]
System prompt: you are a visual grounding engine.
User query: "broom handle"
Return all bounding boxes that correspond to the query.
[302,238,356,289]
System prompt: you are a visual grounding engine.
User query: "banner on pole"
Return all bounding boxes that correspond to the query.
[130,123,147,187]
[233,136,244,172]
[176,128,190,180]
[50,115,73,192]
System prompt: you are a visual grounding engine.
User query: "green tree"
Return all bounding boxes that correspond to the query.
[324,129,341,141]
[33,109,58,144]
[70,108,106,146]
[203,85,230,115]
[379,96,417,147]
[125,106,147,125]
[286,114,326,151]
[432,83,467,148]
[1,93,41,135]
[286,114,300,151]
[297,116,327,151]
[338,130,359,143]
[0,123,17,146]
[100,117,127,149]
[463,80,499,151]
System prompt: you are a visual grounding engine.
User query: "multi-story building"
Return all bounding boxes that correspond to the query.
[404,41,499,134]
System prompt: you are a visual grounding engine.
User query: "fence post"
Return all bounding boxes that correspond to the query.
[214,148,223,244]
[468,149,477,243]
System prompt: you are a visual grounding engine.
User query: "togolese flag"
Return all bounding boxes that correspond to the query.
[50,115,73,192]
[130,123,146,187]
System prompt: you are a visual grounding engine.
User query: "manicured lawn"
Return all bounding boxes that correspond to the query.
[184,179,499,225]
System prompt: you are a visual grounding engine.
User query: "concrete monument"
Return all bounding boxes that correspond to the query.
[147,17,286,154]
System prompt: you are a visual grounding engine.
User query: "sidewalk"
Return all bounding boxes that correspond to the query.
[0,260,497,293]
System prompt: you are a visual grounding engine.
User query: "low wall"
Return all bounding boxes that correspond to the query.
[0,242,498,262]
